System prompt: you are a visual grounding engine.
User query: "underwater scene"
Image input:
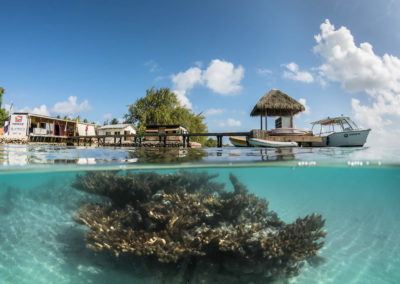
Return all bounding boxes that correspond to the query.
[0,145,399,283]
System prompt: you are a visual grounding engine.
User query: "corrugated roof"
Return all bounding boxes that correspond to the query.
[12,112,96,125]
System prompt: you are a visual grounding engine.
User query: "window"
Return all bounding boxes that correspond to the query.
[106,132,111,135]
[115,131,120,135]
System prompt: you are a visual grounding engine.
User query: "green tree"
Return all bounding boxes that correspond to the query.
[110,118,119,125]
[83,118,88,123]
[125,87,207,143]
[0,87,8,127]
[204,138,218,147]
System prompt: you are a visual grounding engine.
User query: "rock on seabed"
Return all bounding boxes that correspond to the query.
[72,171,326,283]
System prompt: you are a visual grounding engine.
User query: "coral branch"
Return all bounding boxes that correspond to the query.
[72,171,326,282]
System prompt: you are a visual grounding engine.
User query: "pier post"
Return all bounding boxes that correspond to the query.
[217,136,222,147]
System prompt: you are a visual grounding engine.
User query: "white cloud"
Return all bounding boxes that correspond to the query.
[18,105,50,116]
[172,59,244,109]
[172,90,193,109]
[172,67,203,93]
[51,96,91,115]
[298,98,310,115]
[103,113,112,120]
[203,59,244,94]
[256,68,272,76]
[314,19,400,95]
[194,61,203,68]
[313,19,400,144]
[218,118,242,128]
[171,67,202,109]
[205,108,224,116]
[282,62,314,83]
[144,60,159,72]
[154,76,164,82]
[227,118,242,127]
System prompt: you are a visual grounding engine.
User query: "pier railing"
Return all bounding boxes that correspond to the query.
[58,132,251,147]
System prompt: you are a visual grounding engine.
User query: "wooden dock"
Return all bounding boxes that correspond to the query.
[28,130,322,147]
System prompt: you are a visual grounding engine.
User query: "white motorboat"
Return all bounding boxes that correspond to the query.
[248,138,298,148]
[311,116,370,147]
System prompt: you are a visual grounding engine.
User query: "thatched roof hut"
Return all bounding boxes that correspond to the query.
[250,89,305,130]
[250,89,305,116]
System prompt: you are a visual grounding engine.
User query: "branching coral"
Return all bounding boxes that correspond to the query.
[72,171,326,282]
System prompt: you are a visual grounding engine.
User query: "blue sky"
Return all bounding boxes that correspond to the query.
[1,0,400,145]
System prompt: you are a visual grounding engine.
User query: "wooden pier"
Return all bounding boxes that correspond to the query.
[28,130,322,147]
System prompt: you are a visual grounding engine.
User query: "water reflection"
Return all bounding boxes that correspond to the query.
[0,144,399,166]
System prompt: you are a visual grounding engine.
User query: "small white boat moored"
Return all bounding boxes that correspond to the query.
[248,138,298,148]
[311,116,370,147]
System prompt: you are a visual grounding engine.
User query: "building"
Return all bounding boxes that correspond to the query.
[5,113,96,137]
[97,124,136,143]
[145,125,188,144]
[250,89,305,131]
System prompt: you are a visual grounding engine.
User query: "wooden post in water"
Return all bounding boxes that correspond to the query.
[217,135,222,147]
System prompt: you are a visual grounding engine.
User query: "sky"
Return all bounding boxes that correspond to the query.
[1,0,400,146]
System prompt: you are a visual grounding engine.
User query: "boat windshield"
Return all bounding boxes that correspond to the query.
[343,118,359,130]
[313,122,341,134]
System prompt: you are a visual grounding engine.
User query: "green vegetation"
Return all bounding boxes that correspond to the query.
[110,118,119,125]
[0,87,8,127]
[125,87,207,144]
[204,137,218,147]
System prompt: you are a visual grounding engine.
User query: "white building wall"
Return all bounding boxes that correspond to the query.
[77,123,96,136]
[8,114,28,136]
[98,125,136,143]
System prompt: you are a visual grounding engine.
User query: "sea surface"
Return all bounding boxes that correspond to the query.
[0,144,399,283]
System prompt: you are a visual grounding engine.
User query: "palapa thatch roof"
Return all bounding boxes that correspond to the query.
[250,89,305,117]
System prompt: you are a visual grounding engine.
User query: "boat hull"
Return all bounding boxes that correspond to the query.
[248,138,298,148]
[312,129,371,147]
[229,136,248,147]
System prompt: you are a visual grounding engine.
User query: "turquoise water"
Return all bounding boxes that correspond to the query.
[0,146,399,283]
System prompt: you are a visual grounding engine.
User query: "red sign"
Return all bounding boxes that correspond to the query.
[15,115,23,123]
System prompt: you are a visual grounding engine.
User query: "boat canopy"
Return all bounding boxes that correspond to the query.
[311,116,359,131]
